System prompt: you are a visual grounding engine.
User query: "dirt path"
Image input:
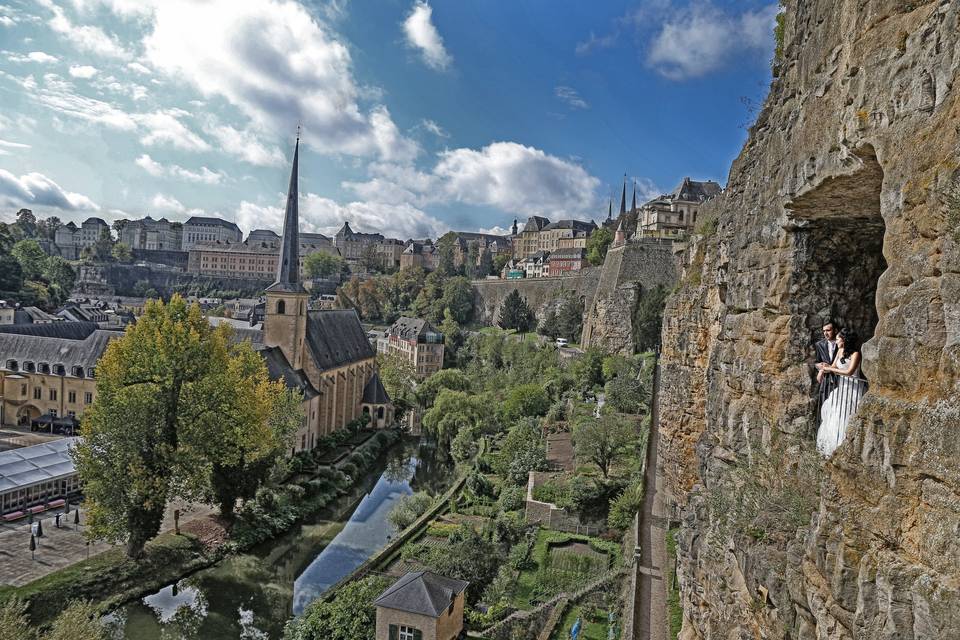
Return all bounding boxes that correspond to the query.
[634,364,669,640]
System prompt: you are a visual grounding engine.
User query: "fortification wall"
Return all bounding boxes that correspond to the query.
[470,268,602,326]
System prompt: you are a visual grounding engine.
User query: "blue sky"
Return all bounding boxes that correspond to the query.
[0,0,777,239]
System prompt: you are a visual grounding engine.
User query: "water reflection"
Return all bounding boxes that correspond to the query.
[112,439,448,640]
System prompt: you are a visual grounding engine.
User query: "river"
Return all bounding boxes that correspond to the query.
[106,438,447,640]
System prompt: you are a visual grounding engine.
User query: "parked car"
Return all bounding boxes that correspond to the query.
[555,338,568,348]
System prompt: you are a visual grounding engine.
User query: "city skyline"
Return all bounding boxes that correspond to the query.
[0,0,778,239]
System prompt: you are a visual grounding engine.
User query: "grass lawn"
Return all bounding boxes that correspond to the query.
[553,604,610,640]
[666,528,682,639]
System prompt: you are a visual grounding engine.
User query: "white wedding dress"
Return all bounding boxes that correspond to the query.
[817,357,866,457]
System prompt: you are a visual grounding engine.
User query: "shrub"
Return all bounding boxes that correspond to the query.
[497,485,527,512]
[608,483,644,531]
[387,492,435,531]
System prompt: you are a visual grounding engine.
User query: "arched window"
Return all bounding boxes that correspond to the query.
[276,300,286,314]
[377,407,384,419]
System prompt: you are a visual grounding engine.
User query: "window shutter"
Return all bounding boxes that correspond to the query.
[389,624,398,640]
[413,629,422,640]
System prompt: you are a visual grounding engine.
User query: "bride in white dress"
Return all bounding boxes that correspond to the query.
[816,328,867,456]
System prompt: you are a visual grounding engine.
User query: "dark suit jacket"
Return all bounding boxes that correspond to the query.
[814,339,836,366]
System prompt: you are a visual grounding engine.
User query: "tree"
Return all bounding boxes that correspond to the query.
[556,293,584,342]
[421,389,488,449]
[11,239,47,281]
[45,601,108,640]
[13,208,37,239]
[304,252,345,280]
[573,413,636,478]
[570,347,606,391]
[585,227,613,266]
[539,307,560,339]
[493,253,510,275]
[478,248,494,277]
[407,525,499,602]
[376,353,417,420]
[435,232,458,276]
[415,367,471,407]
[112,241,133,263]
[387,491,434,530]
[0,222,15,253]
[359,243,380,273]
[73,296,294,556]
[286,575,392,640]
[439,276,473,324]
[112,219,128,236]
[632,284,669,352]
[605,371,651,415]
[501,383,550,422]
[439,308,465,367]
[465,243,480,279]
[43,256,76,306]
[0,254,24,294]
[498,289,535,333]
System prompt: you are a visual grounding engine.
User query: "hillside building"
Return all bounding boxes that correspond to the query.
[181,216,242,250]
[186,238,340,280]
[379,317,444,378]
[400,241,439,271]
[511,217,595,260]
[120,216,183,251]
[54,217,110,259]
[637,177,722,238]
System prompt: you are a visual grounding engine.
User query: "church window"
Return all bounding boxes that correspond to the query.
[277,300,286,314]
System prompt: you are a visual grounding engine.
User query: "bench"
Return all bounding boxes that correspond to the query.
[28,505,46,515]
[48,499,66,509]
[2,511,25,522]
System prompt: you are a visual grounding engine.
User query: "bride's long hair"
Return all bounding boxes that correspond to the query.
[837,327,861,362]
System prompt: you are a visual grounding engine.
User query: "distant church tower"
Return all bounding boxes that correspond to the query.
[264,135,310,370]
[619,174,627,216]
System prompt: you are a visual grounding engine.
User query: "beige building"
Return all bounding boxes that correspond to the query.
[187,238,340,280]
[120,216,183,251]
[400,241,439,271]
[511,217,595,259]
[54,217,110,259]
[374,572,468,640]
[181,216,242,250]
[258,138,393,451]
[0,325,114,428]
[637,177,722,238]
[379,317,444,378]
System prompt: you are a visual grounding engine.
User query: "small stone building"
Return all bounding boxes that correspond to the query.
[374,571,468,640]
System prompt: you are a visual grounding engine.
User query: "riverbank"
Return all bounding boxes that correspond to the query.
[0,428,404,627]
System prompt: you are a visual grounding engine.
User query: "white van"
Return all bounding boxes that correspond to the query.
[555,338,568,348]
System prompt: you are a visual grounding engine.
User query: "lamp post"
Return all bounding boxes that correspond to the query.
[30,533,36,560]
[74,508,80,530]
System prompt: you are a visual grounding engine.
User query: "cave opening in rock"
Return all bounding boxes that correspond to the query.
[786,146,887,369]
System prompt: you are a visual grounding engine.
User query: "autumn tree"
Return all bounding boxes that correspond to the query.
[73,296,298,557]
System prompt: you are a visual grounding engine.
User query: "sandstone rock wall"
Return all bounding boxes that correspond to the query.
[659,1,960,638]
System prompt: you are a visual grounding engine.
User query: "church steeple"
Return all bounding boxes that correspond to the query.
[631,181,637,213]
[619,174,627,216]
[267,135,304,293]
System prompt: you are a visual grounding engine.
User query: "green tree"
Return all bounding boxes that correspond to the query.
[556,293,584,342]
[605,371,651,415]
[46,601,108,640]
[43,256,76,297]
[632,284,669,352]
[359,243,380,273]
[413,525,499,601]
[585,226,613,266]
[13,208,38,239]
[450,424,479,463]
[539,307,560,338]
[73,295,293,556]
[439,276,473,324]
[465,243,480,279]
[11,239,47,281]
[421,389,488,449]
[303,251,345,280]
[285,575,392,640]
[112,241,133,263]
[498,289,535,333]
[112,219,128,236]
[387,491,434,530]
[493,253,510,275]
[570,347,606,391]
[0,222,15,253]
[0,254,24,295]
[376,352,417,420]
[573,413,636,478]
[439,308,465,367]
[435,232,458,276]
[501,383,550,422]
[478,248,494,277]
[415,368,471,408]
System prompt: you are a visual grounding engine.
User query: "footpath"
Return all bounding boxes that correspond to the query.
[633,364,668,640]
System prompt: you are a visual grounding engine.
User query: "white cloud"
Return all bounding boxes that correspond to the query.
[135,153,226,184]
[126,61,151,74]
[554,86,589,110]
[417,118,449,138]
[0,168,100,210]
[647,3,778,80]
[0,16,15,27]
[5,51,59,64]
[150,193,202,215]
[478,225,512,236]
[205,123,285,167]
[68,64,97,78]
[344,142,603,218]
[137,110,209,152]
[403,1,452,71]
[138,0,417,162]
[41,0,132,60]
[0,139,31,156]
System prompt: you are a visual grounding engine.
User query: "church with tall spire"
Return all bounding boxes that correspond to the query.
[260,136,393,453]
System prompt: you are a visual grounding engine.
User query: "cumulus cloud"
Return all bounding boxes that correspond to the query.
[0,168,100,210]
[126,61,151,74]
[236,194,448,240]
[204,123,286,167]
[68,64,97,78]
[137,110,209,152]
[135,153,225,184]
[6,51,59,64]
[403,1,452,71]
[150,193,202,215]
[40,0,131,59]
[554,86,589,110]
[138,0,417,162]
[647,3,778,80]
[344,142,603,218]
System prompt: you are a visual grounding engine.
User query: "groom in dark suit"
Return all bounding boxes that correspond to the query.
[814,320,838,412]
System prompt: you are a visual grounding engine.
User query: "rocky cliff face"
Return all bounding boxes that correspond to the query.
[659,1,960,638]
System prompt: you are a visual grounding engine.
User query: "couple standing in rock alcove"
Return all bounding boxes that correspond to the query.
[813,319,868,457]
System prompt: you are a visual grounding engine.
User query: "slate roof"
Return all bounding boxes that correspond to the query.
[387,316,432,340]
[0,329,116,375]
[184,216,242,232]
[362,372,390,404]
[12,307,59,324]
[0,321,102,340]
[548,247,587,260]
[521,216,550,233]
[259,346,318,399]
[541,219,597,232]
[374,571,469,618]
[304,309,375,370]
[669,178,723,202]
